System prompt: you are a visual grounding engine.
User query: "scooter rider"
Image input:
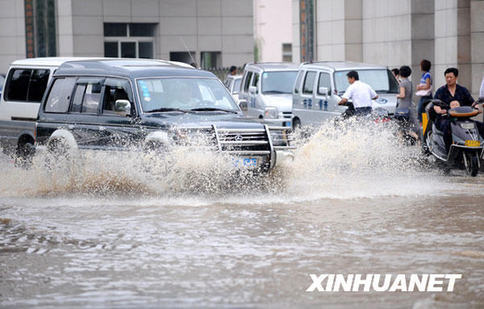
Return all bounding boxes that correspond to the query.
[338,71,378,116]
[433,67,480,150]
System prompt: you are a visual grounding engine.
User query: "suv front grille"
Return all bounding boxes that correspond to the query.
[214,127,271,154]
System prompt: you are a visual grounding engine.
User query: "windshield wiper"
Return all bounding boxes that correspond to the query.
[263,90,288,94]
[146,107,188,113]
[189,107,238,113]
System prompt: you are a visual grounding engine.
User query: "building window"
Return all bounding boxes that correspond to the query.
[169,52,196,66]
[201,52,222,69]
[104,23,156,58]
[282,43,292,62]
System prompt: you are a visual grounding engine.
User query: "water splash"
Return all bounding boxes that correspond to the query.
[0,120,458,200]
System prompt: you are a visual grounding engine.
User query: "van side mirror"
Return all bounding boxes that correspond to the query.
[318,87,329,96]
[238,99,248,111]
[249,86,257,94]
[114,99,132,116]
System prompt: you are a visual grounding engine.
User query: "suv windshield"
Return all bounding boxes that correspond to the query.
[137,78,239,113]
[261,71,298,94]
[334,69,399,94]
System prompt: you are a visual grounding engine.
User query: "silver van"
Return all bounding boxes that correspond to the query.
[239,63,299,127]
[292,62,399,128]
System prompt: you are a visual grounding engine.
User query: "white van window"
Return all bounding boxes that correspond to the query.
[303,71,317,94]
[28,70,50,101]
[251,73,260,87]
[334,69,399,94]
[243,72,253,92]
[261,71,298,94]
[5,69,50,102]
[45,78,76,113]
[294,70,304,94]
[317,72,331,95]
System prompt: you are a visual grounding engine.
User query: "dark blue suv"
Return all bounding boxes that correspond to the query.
[35,59,292,172]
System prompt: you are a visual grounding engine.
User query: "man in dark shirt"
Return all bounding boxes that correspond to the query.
[433,67,480,151]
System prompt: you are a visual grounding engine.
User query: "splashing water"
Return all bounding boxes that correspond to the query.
[0,119,459,200]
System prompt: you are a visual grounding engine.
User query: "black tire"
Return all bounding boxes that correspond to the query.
[464,152,479,177]
[422,129,432,155]
[292,118,301,130]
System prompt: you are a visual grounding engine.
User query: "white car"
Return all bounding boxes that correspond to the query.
[239,63,299,128]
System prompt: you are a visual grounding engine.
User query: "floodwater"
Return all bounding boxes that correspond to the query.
[0,121,483,308]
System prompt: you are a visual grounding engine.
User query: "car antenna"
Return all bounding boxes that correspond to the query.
[179,37,198,68]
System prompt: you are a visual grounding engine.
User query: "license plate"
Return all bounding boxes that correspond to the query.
[233,157,258,168]
[465,140,480,147]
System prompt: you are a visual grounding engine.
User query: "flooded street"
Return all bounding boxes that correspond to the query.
[1,123,483,308]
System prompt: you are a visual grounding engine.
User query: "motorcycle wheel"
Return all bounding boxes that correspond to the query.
[422,130,432,155]
[464,152,479,177]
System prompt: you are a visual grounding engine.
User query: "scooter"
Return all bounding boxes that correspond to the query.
[422,99,484,176]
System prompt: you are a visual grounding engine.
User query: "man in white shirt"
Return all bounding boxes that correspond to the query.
[338,70,378,116]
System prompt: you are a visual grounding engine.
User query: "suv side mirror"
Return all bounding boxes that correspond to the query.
[319,87,329,96]
[249,86,257,94]
[238,99,248,111]
[114,99,132,116]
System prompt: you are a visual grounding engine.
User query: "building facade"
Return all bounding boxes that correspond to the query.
[253,0,293,62]
[292,0,484,97]
[0,0,254,73]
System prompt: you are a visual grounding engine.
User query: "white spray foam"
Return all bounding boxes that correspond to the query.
[0,120,462,202]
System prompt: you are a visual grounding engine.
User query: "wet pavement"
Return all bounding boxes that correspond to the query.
[0,123,483,308]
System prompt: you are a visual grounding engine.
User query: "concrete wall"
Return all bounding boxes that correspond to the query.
[470,0,484,98]
[292,0,300,62]
[362,0,412,68]
[0,0,26,73]
[314,0,346,61]
[254,0,293,62]
[434,0,471,91]
[0,0,254,71]
[59,0,253,67]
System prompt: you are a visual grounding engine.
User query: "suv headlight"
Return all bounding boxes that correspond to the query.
[264,107,279,119]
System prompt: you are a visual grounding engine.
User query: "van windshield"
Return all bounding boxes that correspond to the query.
[137,78,239,113]
[261,71,298,94]
[334,69,399,94]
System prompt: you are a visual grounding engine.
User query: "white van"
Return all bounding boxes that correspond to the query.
[292,62,400,128]
[239,63,299,127]
[0,57,93,121]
